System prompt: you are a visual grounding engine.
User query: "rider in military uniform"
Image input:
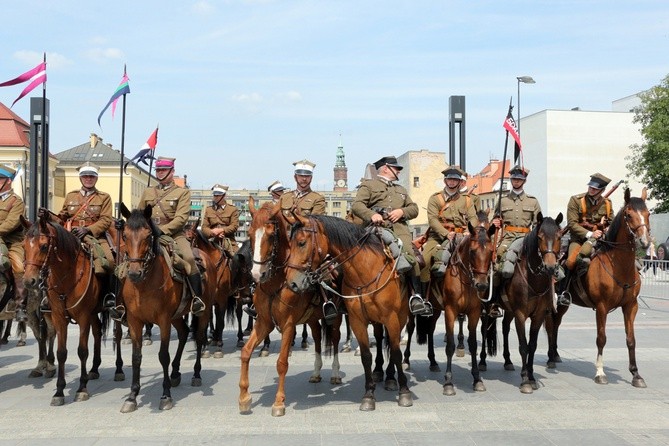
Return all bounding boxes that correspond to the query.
[201,184,239,256]
[490,165,542,317]
[0,165,29,322]
[351,155,426,316]
[44,162,116,311]
[268,180,286,203]
[459,170,481,213]
[136,156,205,316]
[278,159,326,224]
[420,166,478,292]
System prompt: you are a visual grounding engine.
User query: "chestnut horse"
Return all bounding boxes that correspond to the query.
[238,198,342,417]
[22,213,110,406]
[545,188,650,387]
[118,204,215,412]
[285,214,412,411]
[498,213,565,393]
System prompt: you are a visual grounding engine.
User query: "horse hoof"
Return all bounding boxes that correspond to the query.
[553,355,562,363]
[28,370,43,378]
[398,392,413,407]
[504,363,515,371]
[359,397,376,411]
[429,364,441,372]
[309,375,322,383]
[633,377,647,388]
[478,363,487,372]
[594,375,608,385]
[456,348,465,358]
[75,391,90,402]
[87,371,100,380]
[259,349,269,358]
[402,361,410,371]
[301,341,308,349]
[16,340,26,347]
[239,397,252,414]
[340,345,351,353]
[201,350,211,359]
[122,338,132,345]
[51,396,65,406]
[531,381,539,390]
[45,369,56,379]
[443,385,456,396]
[236,340,245,348]
[354,347,361,356]
[114,372,125,382]
[330,376,342,385]
[474,381,486,392]
[372,371,383,383]
[120,400,137,413]
[159,397,174,410]
[385,379,398,391]
[546,361,556,369]
[213,351,224,359]
[271,405,286,417]
[171,375,182,387]
[191,377,202,387]
[142,339,153,346]
[243,328,252,336]
[520,383,534,394]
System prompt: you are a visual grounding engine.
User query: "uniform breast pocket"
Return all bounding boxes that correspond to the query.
[168,200,177,209]
[89,205,101,216]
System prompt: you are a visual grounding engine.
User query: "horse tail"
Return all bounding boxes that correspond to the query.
[415,314,430,345]
[484,315,497,356]
[225,294,237,327]
[322,321,334,358]
[100,308,111,343]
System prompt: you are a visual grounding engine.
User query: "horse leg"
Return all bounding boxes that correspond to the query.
[236,301,245,348]
[623,301,646,388]
[239,317,273,413]
[381,324,400,392]
[191,313,208,386]
[330,315,342,385]
[456,313,466,357]
[301,323,308,349]
[44,314,56,378]
[545,305,567,368]
[170,317,189,388]
[88,314,102,380]
[120,319,143,413]
[74,318,92,402]
[27,312,46,377]
[502,311,515,371]
[443,309,457,396]
[308,319,323,383]
[427,314,440,372]
[272,323,296,417]
[371,323,386,383]
[594,305,609,384]
[260,335,271,357]
[143,323,153,345]
[0,320,8,344]
[114,320,125,381]
[468,313,486,392]
[340,314,352,353]
[159,323,175,410]
[526,316,543,391]
[514,314,532,394]
[51,316,69,406]
[402,315,415,370]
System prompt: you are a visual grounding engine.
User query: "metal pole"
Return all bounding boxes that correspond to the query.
[517,79,521,135]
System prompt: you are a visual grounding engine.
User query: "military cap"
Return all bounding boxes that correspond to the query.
[211,184,229,196]
[509,165,529,179]
[293,159,316,176]
[373,156,403,171]
[0,164,17,179]
[155,157,176,169]
[441,165,465,179]
[78,161,99,177]
[268,180,286,193]
[587,173,611,190]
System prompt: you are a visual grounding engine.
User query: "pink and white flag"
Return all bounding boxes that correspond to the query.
[0,62,47,107]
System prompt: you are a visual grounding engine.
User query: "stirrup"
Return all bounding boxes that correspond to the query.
[420,301,434,317]
[409,294,426,316]
[322,301,338,324]
[103,292,117,310]
[243,304,257,319]
[557,291,572,307]
[487,304,503,318]
[108,304,126,323]
[191,296,206,317]
[39,296,51,313]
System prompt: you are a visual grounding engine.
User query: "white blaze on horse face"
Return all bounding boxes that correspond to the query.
[634,209,651,248]
[251,227,266,282]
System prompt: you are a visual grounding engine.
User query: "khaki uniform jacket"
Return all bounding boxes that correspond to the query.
[0,191,25,245]
[499,191,541,233]
[279,190,326,221]
[351,178,419,243]
[461,187,481,214]
[138,183,191,237]
[427,190,478,242]
[201,202,239,238]
[567,193,613,244]
[59,189,113,238]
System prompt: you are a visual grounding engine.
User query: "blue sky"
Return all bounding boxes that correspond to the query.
[2,0,668,191]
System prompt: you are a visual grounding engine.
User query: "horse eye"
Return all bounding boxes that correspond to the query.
[40,244,48,253]
[298,240,306,248]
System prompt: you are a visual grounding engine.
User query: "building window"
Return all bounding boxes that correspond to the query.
[332,201,341,208]
[413,176,420,188]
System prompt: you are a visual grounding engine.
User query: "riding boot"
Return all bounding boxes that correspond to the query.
[13,273,28,323]
[419,281,433,317]
[187,273,206,317]
[488,285,503,318]
[556,268,572,306]
[243,303,257,319]
[408,274,426,316]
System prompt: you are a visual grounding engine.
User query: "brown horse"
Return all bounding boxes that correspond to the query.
[498,213,565,393]
[545,188,650,387]
[118,204,215,412]
[22,213,110,406]
[285,213,412,411]
[238,198,342,417]
[438,221,497,396]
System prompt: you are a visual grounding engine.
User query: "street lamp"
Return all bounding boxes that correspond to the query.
[516,76,536,135]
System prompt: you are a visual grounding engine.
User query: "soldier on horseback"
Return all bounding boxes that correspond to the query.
[0,164,29,322]
[268,180,286,203]
[201,184,239,257]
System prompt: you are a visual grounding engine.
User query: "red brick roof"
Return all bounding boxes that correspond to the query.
[0,102,29,147]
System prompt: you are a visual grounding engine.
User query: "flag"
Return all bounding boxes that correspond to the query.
[11,165,24,200]
[124,127,158,173]
[97,71,130,126]
[503,110,522,163]
[0,62,47,107]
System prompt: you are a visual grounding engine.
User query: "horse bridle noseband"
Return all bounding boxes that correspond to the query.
[123,231,156,277]
[251,218,283,279]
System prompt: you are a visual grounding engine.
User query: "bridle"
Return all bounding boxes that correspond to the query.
[123,229,156,278]
[451,227,493,288]
[251,218,284,279]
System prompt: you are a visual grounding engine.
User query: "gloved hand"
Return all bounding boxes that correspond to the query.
[114,219,125,231]
[38,207,51,220]
[72,227,91,240]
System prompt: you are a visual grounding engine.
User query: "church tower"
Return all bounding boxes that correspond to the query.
[333,136,348,191]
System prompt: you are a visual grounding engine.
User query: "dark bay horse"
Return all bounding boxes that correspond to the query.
[498,213,564,393]
[22,213,110,406]
[239,198,342,417]
[118,204,215,412]
[546,188,650,387]
[438,222,497,396]
[285,214,412,411]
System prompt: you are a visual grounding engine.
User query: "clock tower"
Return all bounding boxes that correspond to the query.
[333,137,348,191]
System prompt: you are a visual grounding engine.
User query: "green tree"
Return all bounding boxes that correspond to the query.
[626,74,669,212]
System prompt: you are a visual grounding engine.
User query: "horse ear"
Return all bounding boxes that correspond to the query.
[537,212,544,226]
[295,212,310,227]
[555,212,564,226]
[38,212,49,232]
[468,221,475,235]
[120,202,131,219]
[144,204,153,220]
[641,187,648,201]
[248,196,257,216]
[488,224,497,238]
[624,187,631,204]
[20,214,32,230]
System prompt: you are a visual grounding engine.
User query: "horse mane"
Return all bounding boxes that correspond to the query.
[601,197,647,253]
[27,221,81,255]
[126,208,161,255]
[310,215,383,253]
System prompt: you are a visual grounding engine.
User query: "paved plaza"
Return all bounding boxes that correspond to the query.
[1,296,668,445]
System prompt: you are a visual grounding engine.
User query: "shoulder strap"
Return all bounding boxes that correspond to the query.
[68,193,97,223]
[4,195,17,212]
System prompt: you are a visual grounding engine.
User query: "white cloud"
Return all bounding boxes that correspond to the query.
[232,92,263,103]
[85,47,125,64]
[192,1,215,14]
[13,51,72,69]
[276,90,302,103]
[89,36,108,45]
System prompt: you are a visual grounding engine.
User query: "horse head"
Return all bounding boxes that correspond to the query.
[621,187,651,250]
[248,199,287,283]
[284,213,326,293]
[464,220,497,294]
[530,212,564,277]
[122,204,158,283]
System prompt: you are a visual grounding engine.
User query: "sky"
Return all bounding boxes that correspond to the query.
[2,0,669,192]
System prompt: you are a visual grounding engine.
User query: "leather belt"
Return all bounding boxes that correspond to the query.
[504,225,531,233]
[152,217,171,225]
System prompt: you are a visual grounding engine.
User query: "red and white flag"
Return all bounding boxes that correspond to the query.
[503,110,522,163]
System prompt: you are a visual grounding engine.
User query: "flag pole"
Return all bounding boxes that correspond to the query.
[117,65,128,219]
[496,97,513,217]
[146,124,157,187]
[39,52,48,210]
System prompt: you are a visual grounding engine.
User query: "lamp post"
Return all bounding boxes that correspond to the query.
[516,76,536,135]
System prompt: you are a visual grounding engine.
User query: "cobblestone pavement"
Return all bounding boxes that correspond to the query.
[1,299,668,445]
